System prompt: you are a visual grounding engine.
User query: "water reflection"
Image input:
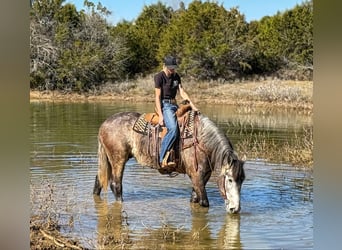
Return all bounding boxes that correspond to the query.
[92,197,243,249]
[218,214,241,249]
[93,196,130,248]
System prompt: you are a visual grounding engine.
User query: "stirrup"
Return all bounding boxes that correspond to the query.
[168,172,179,178]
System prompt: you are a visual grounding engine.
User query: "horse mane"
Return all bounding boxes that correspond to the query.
[198,115,244,180]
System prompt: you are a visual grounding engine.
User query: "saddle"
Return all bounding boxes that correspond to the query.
[133,101,197,173]
[145,102,192,138]
[133,101,193,138]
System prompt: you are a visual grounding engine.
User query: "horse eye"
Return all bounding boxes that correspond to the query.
[228,178,233,183]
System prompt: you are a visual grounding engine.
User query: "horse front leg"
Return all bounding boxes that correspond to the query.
[190,188,199,203]
[190,172,211,207]
[191,185,209,207]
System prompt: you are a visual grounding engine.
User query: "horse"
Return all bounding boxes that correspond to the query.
[93,111,245,213]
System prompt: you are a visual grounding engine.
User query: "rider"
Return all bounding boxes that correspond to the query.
[154,55,198,168]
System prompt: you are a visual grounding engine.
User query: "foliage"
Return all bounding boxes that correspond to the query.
[253,0,313,76]
[159,2,246,80]
[30,0,128,91]
[110,2,173,76]
[30,0,313,91]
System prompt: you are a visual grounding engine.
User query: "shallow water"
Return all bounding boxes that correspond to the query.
[30,101,313,249]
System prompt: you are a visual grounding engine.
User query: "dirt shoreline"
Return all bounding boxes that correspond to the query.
[29,80,313,111]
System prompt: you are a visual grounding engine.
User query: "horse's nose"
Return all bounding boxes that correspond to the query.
[229,207,240,214]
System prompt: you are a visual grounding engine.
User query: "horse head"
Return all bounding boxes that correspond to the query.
[218,158,245,214]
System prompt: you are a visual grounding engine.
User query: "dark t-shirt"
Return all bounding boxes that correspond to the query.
[154,71,181,99]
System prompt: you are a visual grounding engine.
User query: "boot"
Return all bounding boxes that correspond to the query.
[161,151,176,168]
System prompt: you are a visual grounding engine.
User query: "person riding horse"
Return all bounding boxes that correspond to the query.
[154,56,198,168]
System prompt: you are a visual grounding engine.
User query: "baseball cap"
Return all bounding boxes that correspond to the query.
[164,56,178,69]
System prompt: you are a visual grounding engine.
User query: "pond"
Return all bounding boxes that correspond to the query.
[30,101,313,249]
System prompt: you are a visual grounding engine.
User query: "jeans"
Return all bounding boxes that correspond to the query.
[159,102,179,163]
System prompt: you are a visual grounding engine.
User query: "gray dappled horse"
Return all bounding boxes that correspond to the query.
[93,111,245,213]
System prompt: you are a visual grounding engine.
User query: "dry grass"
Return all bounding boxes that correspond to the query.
[30,77,313,111]
[30,180,87,249]
[236,125,313,168]
[30,179,194,249]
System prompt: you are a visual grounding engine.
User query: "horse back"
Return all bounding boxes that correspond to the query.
[98,112,140,152]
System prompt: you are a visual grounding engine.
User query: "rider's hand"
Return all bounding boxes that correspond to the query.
[158,116,164,126]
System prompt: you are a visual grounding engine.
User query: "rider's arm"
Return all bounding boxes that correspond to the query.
[155,87,164,125]
[179,84,198,111]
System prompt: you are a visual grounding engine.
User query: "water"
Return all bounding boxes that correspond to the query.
[30,101,313,249]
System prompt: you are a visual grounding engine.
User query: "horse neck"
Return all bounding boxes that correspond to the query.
[197,115,236,170]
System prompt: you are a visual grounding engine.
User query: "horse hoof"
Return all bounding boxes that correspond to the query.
[199,200,209,207]
[190,197,199,203]
[93,188,101,196]
[115,196,123,202]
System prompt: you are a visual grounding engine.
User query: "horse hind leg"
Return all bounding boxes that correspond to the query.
[110,177,123,202]
[108,158,127,202]
[93,175,102,195]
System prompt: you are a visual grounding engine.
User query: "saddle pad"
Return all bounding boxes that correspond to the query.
[133,110,197,137]
[133,113,150,135]
[181,110,196,139]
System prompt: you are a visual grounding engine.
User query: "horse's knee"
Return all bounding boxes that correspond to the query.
[93,175,102,195]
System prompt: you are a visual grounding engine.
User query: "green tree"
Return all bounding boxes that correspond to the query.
[254,0,313,77]
[280,0,313,69]
[130,2,173,74]
[56,2,127,90]
[159,1,249,80]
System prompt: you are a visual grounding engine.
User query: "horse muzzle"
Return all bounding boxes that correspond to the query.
[225,199,241,214]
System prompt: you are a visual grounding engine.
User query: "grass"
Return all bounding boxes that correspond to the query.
[30,180,86,249]
[235,125,313,168]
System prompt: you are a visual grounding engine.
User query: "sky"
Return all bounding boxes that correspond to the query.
[65,0,305,25]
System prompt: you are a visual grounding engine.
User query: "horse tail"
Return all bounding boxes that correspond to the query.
[97,139,111,191]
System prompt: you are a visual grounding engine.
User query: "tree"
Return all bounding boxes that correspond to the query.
[159,1,249,80]
[127,2,173,74]
[30,0,64,89]
[55,2,128,90]
[30,0,128,91]
[253,0,313,77]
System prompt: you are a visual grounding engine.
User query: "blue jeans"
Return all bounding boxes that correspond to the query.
[159,102,179,163]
